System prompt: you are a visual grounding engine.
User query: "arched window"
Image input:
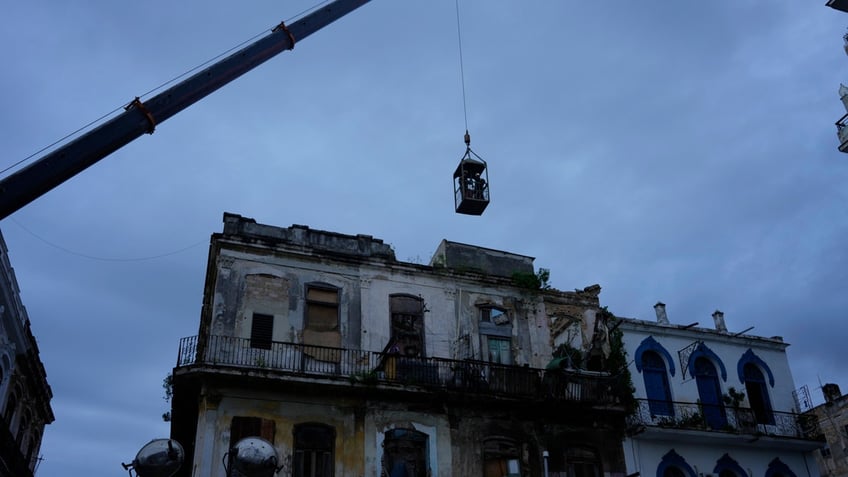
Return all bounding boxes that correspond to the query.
[694,357,727,429]
[3,390,17,425]
[713,454,746,477]
[293,423,335,477]
[483,437,522,477]
[25,435,38,471]
[743,363,774,425]
[16,408,30,445]
[641,351,674,416]
[765,458,797,477]
[656,450,696,477]
[565,446,601,477]
[382,428,428,477]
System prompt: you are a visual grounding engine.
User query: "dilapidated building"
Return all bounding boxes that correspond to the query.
[169,213,632,477]
[0,230,54,477]
[806,383,848,477]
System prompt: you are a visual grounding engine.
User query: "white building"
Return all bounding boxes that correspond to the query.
[617,303,821,477]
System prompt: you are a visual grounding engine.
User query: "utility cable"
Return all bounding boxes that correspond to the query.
[10,217,206,262]
[1,0,328,177]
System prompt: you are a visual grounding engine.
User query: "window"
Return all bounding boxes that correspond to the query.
[229,416,276,450]
[641,351,673,416]
[25,435,37,470]
[306,286,340,331]
[743,363,774,425]
[16,409,29,445]
[250,313,274,350]
[481,307,507,324]
[382,428,428,477]
[389,295,425,357]
[483,437,521,477]
[3,390,16,424]
[303,284,342,358]
[293,423,335,477]
[694,357,727,429]
[566,446,601,477]
[820,445,832,459]
[479,306,511,363]
[487,338,512,365]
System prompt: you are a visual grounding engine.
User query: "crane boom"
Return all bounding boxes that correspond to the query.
[0,0,371,220]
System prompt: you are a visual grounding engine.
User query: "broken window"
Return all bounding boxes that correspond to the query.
[250,313,274,350]
[481,307,508,325]
[382,428,429,477]
[483,437,522,477]
[293,423,335,477]
[389,295,425,357]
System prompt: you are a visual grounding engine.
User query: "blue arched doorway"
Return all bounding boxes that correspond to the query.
[694,357,726,429]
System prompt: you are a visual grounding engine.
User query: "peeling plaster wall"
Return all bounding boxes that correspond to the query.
[193,388,365,477]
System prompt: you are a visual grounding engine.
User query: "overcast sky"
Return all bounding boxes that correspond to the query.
[2,1,847,475]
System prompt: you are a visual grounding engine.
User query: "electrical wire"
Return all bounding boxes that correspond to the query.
[10,218,206,262]
[1,0,328,177]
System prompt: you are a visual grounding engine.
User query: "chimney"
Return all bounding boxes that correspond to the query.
[654,302,669,324]
[712,310,727,332]
[823,383,842,403]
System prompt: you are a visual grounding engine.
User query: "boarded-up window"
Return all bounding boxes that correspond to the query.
[250,313,274,350]
[306,286,339,331]
[293,423,335,477]
[389,295,425,357]
[229,416,276,450]
[303,284,341,362]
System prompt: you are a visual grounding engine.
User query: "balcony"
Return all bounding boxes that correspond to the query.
[176,335,623,405]
[836,113,848,153]
[627,399,823,443]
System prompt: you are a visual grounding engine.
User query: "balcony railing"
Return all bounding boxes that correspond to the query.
[176,335,623,404]
[627,399,823,440]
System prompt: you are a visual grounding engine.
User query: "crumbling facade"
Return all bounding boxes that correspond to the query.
[169,213,631,477]
[0,230,54,477]
[605,303,822,477]
[806,383,848,477]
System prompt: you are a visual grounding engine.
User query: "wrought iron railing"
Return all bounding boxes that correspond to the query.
[627,398,823,440]
[176,335,622,404]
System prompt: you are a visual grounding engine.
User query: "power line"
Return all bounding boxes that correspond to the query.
[10,218,206,262]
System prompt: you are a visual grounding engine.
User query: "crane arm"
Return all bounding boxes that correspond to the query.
[0,0,370,220]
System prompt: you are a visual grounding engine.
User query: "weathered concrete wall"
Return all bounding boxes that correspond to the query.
[193,387,365,477]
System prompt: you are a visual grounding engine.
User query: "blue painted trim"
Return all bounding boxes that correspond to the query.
[737,349,775,388]
[656,450,696,477]
[765,458,797,477]
[635,336,676,377]
[688,342,727,382]
[714,454,747,477]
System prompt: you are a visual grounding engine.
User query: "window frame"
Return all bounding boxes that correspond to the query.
[305,283,340,332]
[250,312,274,350]
[293,423,336,477]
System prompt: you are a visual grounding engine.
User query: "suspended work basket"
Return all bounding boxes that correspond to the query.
[453,147,489,216]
